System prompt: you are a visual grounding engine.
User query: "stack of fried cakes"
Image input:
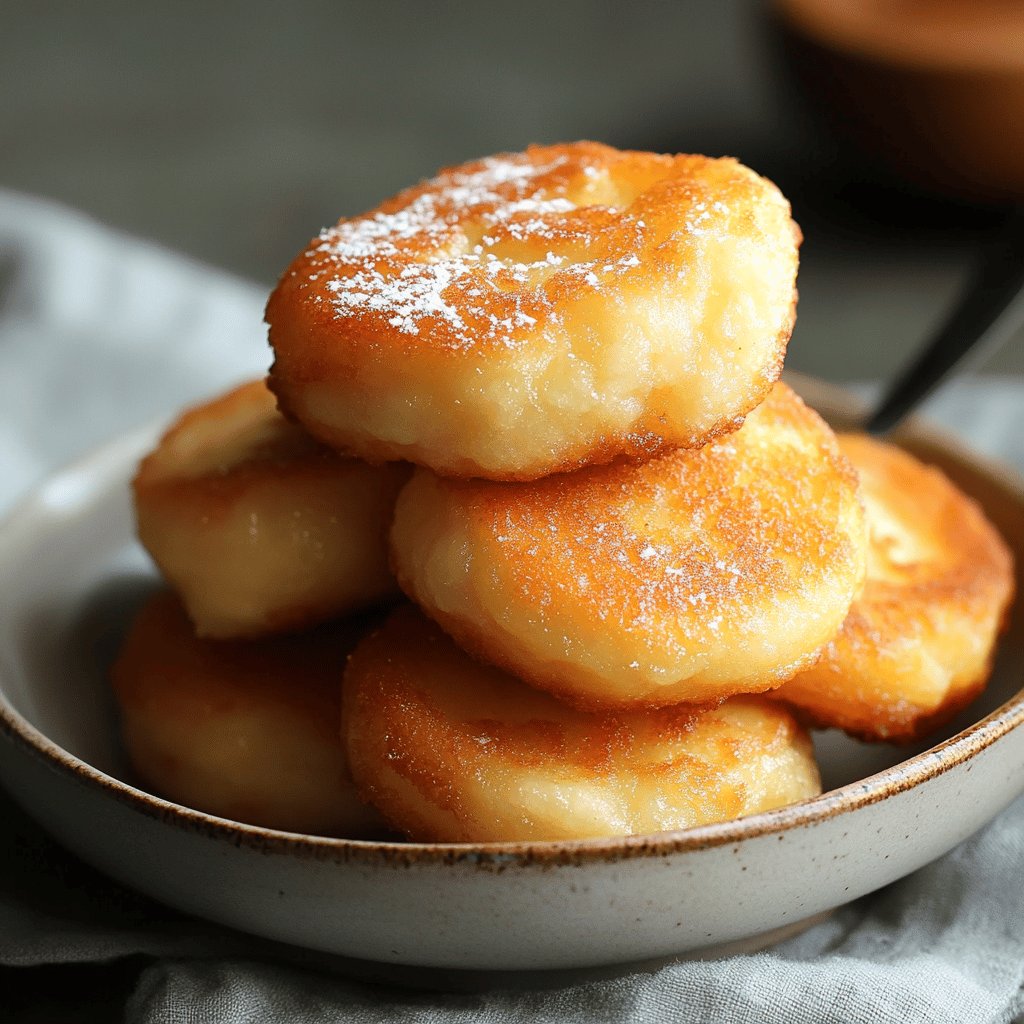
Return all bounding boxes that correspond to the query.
[113,143,1014,842]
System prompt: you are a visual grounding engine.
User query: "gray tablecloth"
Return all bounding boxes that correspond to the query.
[1,190,1023,1023]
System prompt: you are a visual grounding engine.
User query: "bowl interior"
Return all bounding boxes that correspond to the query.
[0,437,159,780]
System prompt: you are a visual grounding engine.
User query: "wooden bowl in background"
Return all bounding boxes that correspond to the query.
[774,0,1024,201]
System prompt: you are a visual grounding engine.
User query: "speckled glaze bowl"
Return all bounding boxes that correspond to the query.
[0,378,1022,974]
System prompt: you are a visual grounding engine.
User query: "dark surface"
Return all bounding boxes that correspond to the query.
[3,960,145,1024]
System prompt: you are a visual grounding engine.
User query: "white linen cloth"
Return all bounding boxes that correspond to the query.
[1,189,1023,1023]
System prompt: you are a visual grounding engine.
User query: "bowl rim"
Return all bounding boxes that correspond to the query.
[0,389,1021,870]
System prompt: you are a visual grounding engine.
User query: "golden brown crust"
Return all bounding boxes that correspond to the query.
[342,606,821,842]
[267,142,800,480]
[390,383,867,709]
[134,379,409,638]
[773,434,1015,742]
[111,592,385,836]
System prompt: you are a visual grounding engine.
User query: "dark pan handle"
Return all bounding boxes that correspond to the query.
[867,209,1024,436]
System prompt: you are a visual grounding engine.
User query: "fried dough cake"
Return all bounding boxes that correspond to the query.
[774,434,1015,742]
[134,379,409,638]
[391,383,867,709]
[267,141,800,480]
[111,592,385,837]
[343,607,821,842]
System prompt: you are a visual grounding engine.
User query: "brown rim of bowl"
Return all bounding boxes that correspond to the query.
[0,379,1021,869]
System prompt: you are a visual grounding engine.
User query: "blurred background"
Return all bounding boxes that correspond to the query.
[2,0,1022,381]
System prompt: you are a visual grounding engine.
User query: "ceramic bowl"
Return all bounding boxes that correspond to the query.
[0,379,1022,975]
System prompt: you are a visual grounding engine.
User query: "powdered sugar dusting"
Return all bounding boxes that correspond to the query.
[308,152,645,349]
[468,387,859,683]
